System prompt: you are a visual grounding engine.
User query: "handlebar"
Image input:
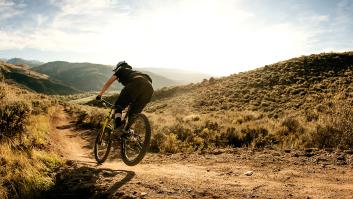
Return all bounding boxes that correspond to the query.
[99,99,115,108]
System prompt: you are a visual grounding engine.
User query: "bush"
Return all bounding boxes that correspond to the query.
[309,104,353,149]
[281,117,302,133]
[31,100,50,115]
[220,127,242,147]
[333,105,353,148]
[0,101,31,138]
[150,131,167,152]
[161,133,181,153]
[312,125,340,148]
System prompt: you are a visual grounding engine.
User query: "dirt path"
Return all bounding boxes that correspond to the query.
[48,109,353,199]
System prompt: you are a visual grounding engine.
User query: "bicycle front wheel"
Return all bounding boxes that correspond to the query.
[94,123,112,164]
[120,113,151,166]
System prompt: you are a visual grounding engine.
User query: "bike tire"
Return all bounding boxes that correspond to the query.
[120,113,151,166]
[94,125,112,164]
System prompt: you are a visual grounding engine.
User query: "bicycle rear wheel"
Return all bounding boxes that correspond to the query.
[94,123,112,164]
[120,113,151,166]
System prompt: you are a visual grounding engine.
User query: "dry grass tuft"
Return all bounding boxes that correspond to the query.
[0,82,63,198]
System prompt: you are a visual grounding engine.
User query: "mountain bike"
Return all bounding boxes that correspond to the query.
[93,99,151,166]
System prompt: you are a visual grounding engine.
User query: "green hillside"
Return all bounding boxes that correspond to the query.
[0,62,78,95]
[33,61,178,91]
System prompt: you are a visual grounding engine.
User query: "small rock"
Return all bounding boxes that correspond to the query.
[141,192,147,196]
[272,152,281,156]
[102,170,115,177]
[305,152,315,157]
[244,171,253,176]
[284,149,291,153]
[337,154,346,161]
[212,149,224,155]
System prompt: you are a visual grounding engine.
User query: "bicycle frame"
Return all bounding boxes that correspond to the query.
[94,98,151,166]
[98,100,115,143]
[98,99,130,143]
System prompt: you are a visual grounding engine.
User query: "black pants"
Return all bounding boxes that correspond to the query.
[115,77,154,120]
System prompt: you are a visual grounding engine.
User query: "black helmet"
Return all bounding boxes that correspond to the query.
[113,61,131,72]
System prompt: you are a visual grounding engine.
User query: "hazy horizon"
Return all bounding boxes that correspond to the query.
[1,0,353,76]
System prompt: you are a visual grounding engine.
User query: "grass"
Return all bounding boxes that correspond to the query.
[64,52,353,154]
[0,81,63,199]
[0,112,63,199]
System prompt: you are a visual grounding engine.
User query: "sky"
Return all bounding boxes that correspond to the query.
[0,0,353,76]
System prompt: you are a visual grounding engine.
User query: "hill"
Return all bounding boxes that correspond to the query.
[135,52,353,152]
[2,53,353,199]
[137,67,211,83]
[0,80,64,198]
[149,52,353,116]
[33,61,178,91]
[0,62,79,95]
[7,57,44,68]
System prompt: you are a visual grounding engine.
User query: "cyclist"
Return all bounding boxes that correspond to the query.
[96,61,154,132]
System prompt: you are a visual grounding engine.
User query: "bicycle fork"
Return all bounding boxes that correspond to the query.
[98,109,115,143]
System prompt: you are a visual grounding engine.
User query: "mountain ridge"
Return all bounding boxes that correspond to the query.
[32,61,178,91]
[6,58,44,68]
[0,62,79,95]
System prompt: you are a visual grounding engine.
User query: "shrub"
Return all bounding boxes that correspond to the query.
[31,100,50,115]
[240,126,268,147]
[220,127,242,147]
[308,103,353,149]
[280,117,304,135]
[161,133,181,153]
[312,125,340,148]
[169,123,192,142]
[0,101,31,139]
[333,105,353,148]
[150,131,167,152]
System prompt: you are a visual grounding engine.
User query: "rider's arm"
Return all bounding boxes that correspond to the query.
[98,75,118,96]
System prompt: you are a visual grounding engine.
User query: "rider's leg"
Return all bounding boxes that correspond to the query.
[114,88,131,129]
[114,82,140,129]
[125,80,154,130]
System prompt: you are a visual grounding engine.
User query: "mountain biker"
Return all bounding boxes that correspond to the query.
[96,61,154,132]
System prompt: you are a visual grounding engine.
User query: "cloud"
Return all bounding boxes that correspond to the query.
[0,0,24,21]
[0,0,352,75]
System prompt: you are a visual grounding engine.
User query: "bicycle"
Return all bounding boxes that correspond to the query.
[93,99,151,166]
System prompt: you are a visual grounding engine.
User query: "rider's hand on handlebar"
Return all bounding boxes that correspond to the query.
[96,95,102,101]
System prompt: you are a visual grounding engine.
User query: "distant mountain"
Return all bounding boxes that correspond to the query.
[32,61,178,91]
[0,62,79,95]
[137,67,211,83]
[7,58,44,68]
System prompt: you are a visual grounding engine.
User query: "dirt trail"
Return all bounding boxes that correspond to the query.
[49,109,353,199]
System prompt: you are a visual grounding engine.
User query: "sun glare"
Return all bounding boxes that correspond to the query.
[91,0,314,76]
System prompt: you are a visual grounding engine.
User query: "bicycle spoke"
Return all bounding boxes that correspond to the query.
[120,113,151,166]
